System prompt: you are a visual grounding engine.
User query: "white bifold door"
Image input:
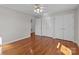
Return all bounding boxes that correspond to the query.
[54,13,74,41]
[63,13,74,41]
[41,14,54,37]
[35,13,74,41]
[54,15,64,39]
[35,13,54,37]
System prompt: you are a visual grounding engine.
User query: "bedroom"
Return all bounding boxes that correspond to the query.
[0,4,79,55]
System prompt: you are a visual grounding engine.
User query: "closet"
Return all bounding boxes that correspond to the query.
[35,12,74,41]
[54,13,74,41]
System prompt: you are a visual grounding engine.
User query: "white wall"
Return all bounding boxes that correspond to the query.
[0,37,2,54]
[74,9,78,45]
[75,6,79,45]
[0,6,31,44]
[77,8,79,45]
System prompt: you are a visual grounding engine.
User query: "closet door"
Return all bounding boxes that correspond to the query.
[54,15,64,39]
[63,13,74,41]
[42,16,54,37]
[46,16,54,37]
[41,16,47,36]
[35,18,42,36]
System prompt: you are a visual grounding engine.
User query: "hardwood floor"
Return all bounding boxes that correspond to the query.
[2,35,79,55]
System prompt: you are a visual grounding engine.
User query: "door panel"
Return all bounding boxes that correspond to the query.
[42,16,54,37]
[54,15,64,39]
[63,14,74,41]
[35,18,42,36]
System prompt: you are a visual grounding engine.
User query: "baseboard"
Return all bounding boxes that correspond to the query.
[0,37,2,45]
[74,40,79,46]
[3,35,30,45]
[0,46,2,55]
[3,33,35,45]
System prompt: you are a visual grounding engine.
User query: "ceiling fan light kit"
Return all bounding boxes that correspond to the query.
[34,4,43,13]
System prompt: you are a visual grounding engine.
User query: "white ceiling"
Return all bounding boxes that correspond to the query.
[0,4,78,16]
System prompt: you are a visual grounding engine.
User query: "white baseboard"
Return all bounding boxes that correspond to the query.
[0,46,2,55]
[0,37,2,45]
[74,40,79,46]
[3,35,30,45]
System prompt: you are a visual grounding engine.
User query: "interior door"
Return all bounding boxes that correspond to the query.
[54,15,64,39]
[63,13,74,41]
[35,18,42,36]
[41,14,54,37]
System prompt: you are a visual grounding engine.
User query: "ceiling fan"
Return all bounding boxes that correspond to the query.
[34,4,43,13]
